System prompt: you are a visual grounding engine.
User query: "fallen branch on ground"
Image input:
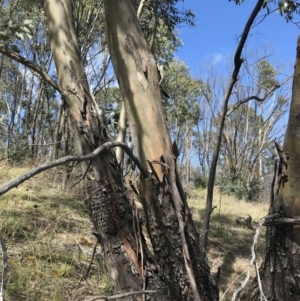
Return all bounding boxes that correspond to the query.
[86,290,158,301]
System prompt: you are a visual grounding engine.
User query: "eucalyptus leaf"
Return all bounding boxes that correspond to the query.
[10,44,20,53]
[0,32,8,40]
[24,19,34,28]
[22,26,32,35]
[23,19,33,25]
[15,32,24,41]
[25,32,32,39]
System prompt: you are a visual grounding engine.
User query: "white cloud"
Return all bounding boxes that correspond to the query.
[212,53,223,65]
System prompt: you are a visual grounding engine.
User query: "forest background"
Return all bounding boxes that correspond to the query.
[1,0,300,300]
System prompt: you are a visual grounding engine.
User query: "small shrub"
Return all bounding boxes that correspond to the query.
[193,174,208,189]
[218,172,261,202]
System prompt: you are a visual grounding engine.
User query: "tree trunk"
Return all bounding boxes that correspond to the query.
[43,0,163,297]
[104,1,218,300]
[24,71,34,137]
[31,86,44,159]
[243,36,300,301]
[201,0,265,250]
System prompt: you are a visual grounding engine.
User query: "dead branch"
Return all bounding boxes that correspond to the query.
[0,141,149,196]
[149,0,159,51]
[202,0,266,250]
[226,80,285,117]
[231,213,273,301]
[78,240,98,284]
[263,215,300,225]
[220,270,247,300]
[0,232,7,301]
[86,290,158,301]
[210,205,217,215]
[137,0,147,19]
[254,260,267,301]
[0,48,64,95]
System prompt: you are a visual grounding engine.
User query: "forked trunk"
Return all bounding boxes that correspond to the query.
[43,0,163,296]
[104,1,218,300]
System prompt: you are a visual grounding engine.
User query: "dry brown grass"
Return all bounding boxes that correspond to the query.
[188,188,269,300]
[0,163,110,301]
[0,162,270,300]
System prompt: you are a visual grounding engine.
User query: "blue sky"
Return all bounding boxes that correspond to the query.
[176,1,300,72]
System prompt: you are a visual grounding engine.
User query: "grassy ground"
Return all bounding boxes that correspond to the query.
[188,188,269,300]
[0,163,269,300]
[0,163,110,301]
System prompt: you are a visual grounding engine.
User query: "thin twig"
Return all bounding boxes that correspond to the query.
[0,232,7,301]
[78,240,98,284]
[0,141,149,196]
[254,260,267,301]
[86,290,158,301]
[220,269,247,300]
[0,48,64,94]
[70,160,92,189]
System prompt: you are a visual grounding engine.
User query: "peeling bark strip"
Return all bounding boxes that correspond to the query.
[104,0,218,300]
[274,139,288,192]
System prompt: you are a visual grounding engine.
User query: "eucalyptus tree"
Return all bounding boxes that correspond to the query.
[104,0,218,299]
[219,59,290,200]
[159,60,201,186]
[0,0,217,299]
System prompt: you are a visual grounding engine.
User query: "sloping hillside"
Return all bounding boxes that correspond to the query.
[0,163,269,300]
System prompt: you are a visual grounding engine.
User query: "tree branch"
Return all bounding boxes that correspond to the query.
[86,290,158,301]
[227,84,280,116]
[202,0,266,250]
[149,0,159,51]
[231,212,300,300]
[263,215,300,225]
[231,213,274,301]
[227,76,292,117]
[137,0,147,20]
[233,0,266,71]
[0,141,149,196]
[0,48,64,94]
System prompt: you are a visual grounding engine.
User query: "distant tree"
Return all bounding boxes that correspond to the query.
[219,59,289,201]
[201,0,292,250]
